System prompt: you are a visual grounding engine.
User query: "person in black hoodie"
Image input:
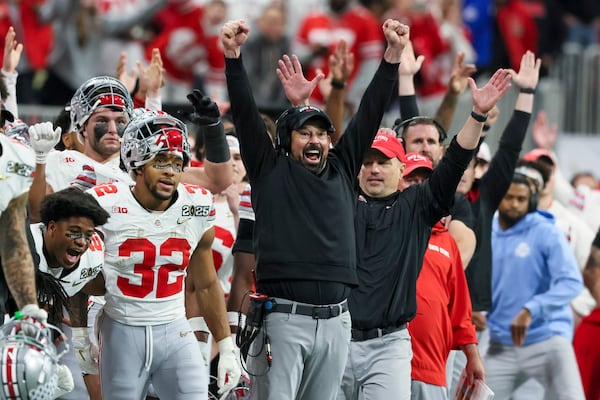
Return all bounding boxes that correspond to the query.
[221,17,408,400]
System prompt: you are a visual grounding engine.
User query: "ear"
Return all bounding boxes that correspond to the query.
[46,220,57,234]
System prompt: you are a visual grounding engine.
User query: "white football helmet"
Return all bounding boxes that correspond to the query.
[0,319,68,400]
[69,76,134,132]
[4,119,30,146]
[121,110,191,173]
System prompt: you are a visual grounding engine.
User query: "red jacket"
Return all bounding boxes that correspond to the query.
[0,1,53,70]
[147,3,224,85]
[409,222,477,386]
[496,0,538,71]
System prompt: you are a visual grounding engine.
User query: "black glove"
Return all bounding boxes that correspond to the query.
[180,89,221,127]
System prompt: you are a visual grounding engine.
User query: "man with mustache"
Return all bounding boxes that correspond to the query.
[222,17,408,400]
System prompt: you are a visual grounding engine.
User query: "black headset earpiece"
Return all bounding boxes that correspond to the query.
[275,108,296,154]
[392,116,448,143]
[513,172,540,213]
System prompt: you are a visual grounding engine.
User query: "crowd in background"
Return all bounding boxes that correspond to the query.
[1,0,599,111]
[0,1,600,399]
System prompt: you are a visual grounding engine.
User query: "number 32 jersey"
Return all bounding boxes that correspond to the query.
[89,181,215,325]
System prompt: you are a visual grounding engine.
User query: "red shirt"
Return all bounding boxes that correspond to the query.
[0,1,53,70]
[295,5,383,103]
[147,4,224,85]
[409,222,477,386]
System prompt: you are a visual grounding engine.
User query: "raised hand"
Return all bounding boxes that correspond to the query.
[3,26,22,74]
[29,122,62,164]
[276,54,323,106]
[382,19,410,64]
[116,52,137,93]
[508,50,541,90]
[448,52,477,94]
[468,69,512,115]
[399,40,424,78]
[221,20,250,58]
[182,89,221,127]
[138,48,165,98]
[317,40,354,100]
[532,110,558,150]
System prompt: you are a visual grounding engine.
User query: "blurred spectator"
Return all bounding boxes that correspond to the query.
[294,0,384,109]
[385,0,452,115]
[571,171,598,191]
[439,0,476,65]
[521,0,565,77]
[492,0,538,72]
[0,2,53,104]
[462,0,494,74]
[243,3,291,115]
[95,0,167,78]
[36,0,98,105]
[558,0,600,47]
[147,0,227,103]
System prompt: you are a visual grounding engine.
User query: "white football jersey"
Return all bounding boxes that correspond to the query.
[0,135,34,217]
[213,201,236,296]
[45,150,132,192]
[29,223,105,297]
[89,181,215,325]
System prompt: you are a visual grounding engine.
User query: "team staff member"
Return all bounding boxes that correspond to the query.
[222,18,408,400]
[485,170,584,399]
[397,153,483,400]
[573,227,600,400]
[340,67,510,400]
[88,110,240,400]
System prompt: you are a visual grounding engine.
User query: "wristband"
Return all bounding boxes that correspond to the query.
[519,87,536,94]
[202,121,231,163]
[330,79,346,90]
[36,152,49,165]
[470,110,488,123]
[189,316,209,332]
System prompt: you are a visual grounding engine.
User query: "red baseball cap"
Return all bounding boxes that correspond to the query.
[370,132,405,161]
[403,152,433,176]
[523,148,556,165]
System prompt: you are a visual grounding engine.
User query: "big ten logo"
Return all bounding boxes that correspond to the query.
[181,205,212,217]
[112,206,128,214]
[6,161,34,178]
[63,156,76,163]
[88,235,104,252]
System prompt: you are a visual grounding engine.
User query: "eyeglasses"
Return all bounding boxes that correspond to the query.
[65,232,93,244]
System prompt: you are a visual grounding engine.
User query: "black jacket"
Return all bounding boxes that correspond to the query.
[225,55,399,301]
[351,136,475,329]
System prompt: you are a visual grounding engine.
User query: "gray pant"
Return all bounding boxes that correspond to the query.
[99,314,207,400]
[57,324,89,400]
[338,328,412,400]
[247,298,351,400]
[411,380,448,400]
[483,335,585,400]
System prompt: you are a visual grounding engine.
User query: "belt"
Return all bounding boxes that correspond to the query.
[268,299,348,319]
[351,324,407,342]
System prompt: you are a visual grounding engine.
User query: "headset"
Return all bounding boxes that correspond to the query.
[274,106,334,153]
[513,166,544,212]
[392,116,448,143]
